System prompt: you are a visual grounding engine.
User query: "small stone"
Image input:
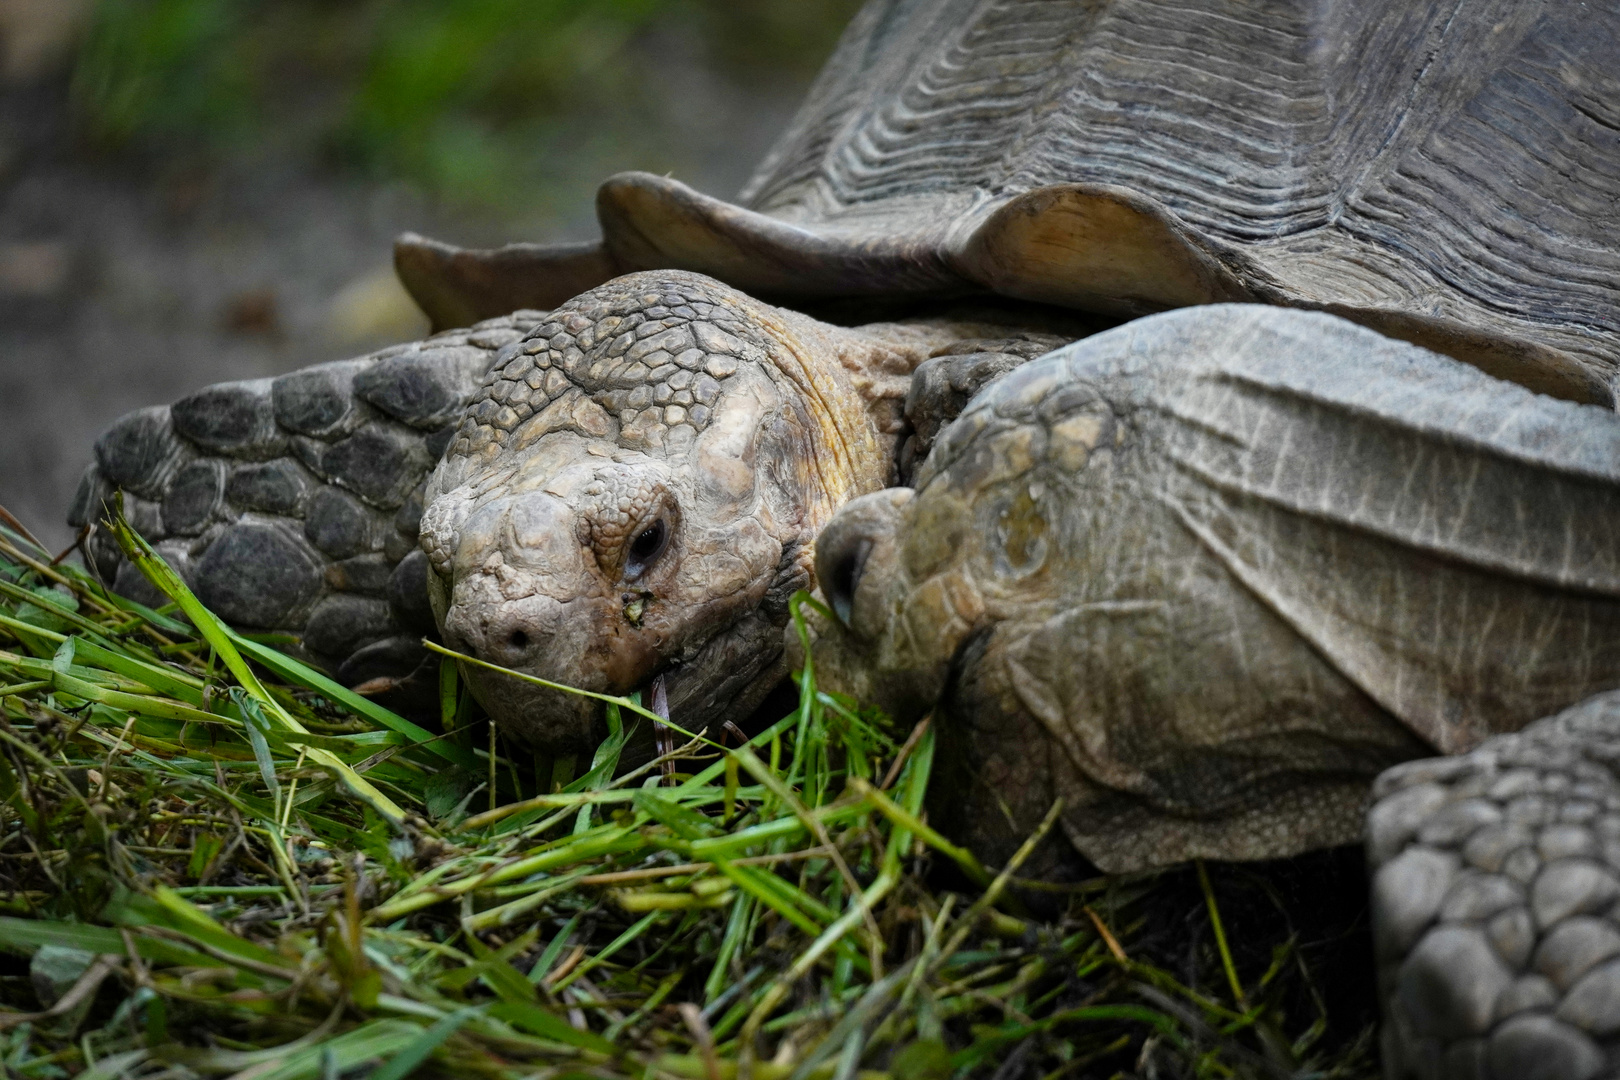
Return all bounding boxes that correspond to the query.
[1396,926,1513,1039]
[627,385,654,409]
[1440,873,1523,923]
[1534,917,1620,989]
[1556,958,1620,1037]
[305,488,379,559]
[161,460,227,536]
[227,458,312,516]
[693,374,720,405]
[654,383,674,405]
[94,406,187,499]
[172,378,284,458]
[674,348,706,370]
[665,405,687,425]
[704,354,738,378]
[193,521,323,628]
[1373,846,1459,962]
[1531,858,1619,929]
[1495,974,1558,1021]
[689,404,710,426]
[1486,907,1535,969]
[668,369,693,392]
[1487,1015,1605,1080]
[303,595,395,658]
[672,390,693,407]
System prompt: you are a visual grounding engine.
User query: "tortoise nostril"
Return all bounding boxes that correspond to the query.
[508,629,530,652]
[824,537,873,629]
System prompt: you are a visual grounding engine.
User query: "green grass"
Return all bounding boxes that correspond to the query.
[0,507,1377,1079]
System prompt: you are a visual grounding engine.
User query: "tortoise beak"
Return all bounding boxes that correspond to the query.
[801,488,935,724]
[813,488,913,641]
[439,488,648,753]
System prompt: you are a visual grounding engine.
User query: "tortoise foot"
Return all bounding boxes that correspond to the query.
[72,310,546,680]
[1370,692,1620,1080]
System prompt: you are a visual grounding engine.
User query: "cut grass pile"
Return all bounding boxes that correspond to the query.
[0,509,1377,1079]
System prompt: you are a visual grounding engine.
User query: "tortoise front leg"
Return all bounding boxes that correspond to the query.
[1370,692,1620,1080]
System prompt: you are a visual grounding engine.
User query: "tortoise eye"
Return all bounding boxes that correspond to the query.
[625,519,668,579]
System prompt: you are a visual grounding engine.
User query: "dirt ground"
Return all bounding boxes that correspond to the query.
[0,31,802,552]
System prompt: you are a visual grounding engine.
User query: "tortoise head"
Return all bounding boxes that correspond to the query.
[417,271,893,752]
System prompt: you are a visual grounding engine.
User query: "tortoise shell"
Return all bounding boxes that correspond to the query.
[397,0,1620,406]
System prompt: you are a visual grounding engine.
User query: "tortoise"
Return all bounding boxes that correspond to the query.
[69,0,1620,1073]
[799,304,1620,1076]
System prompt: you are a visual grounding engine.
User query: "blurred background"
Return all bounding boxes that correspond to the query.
[0,0,859,551]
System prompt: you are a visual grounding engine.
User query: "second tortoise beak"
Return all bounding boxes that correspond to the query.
[813,488,914,637]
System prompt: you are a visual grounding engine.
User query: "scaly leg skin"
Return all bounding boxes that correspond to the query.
[70,310,548,688]
[1369,691,1620,1080]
